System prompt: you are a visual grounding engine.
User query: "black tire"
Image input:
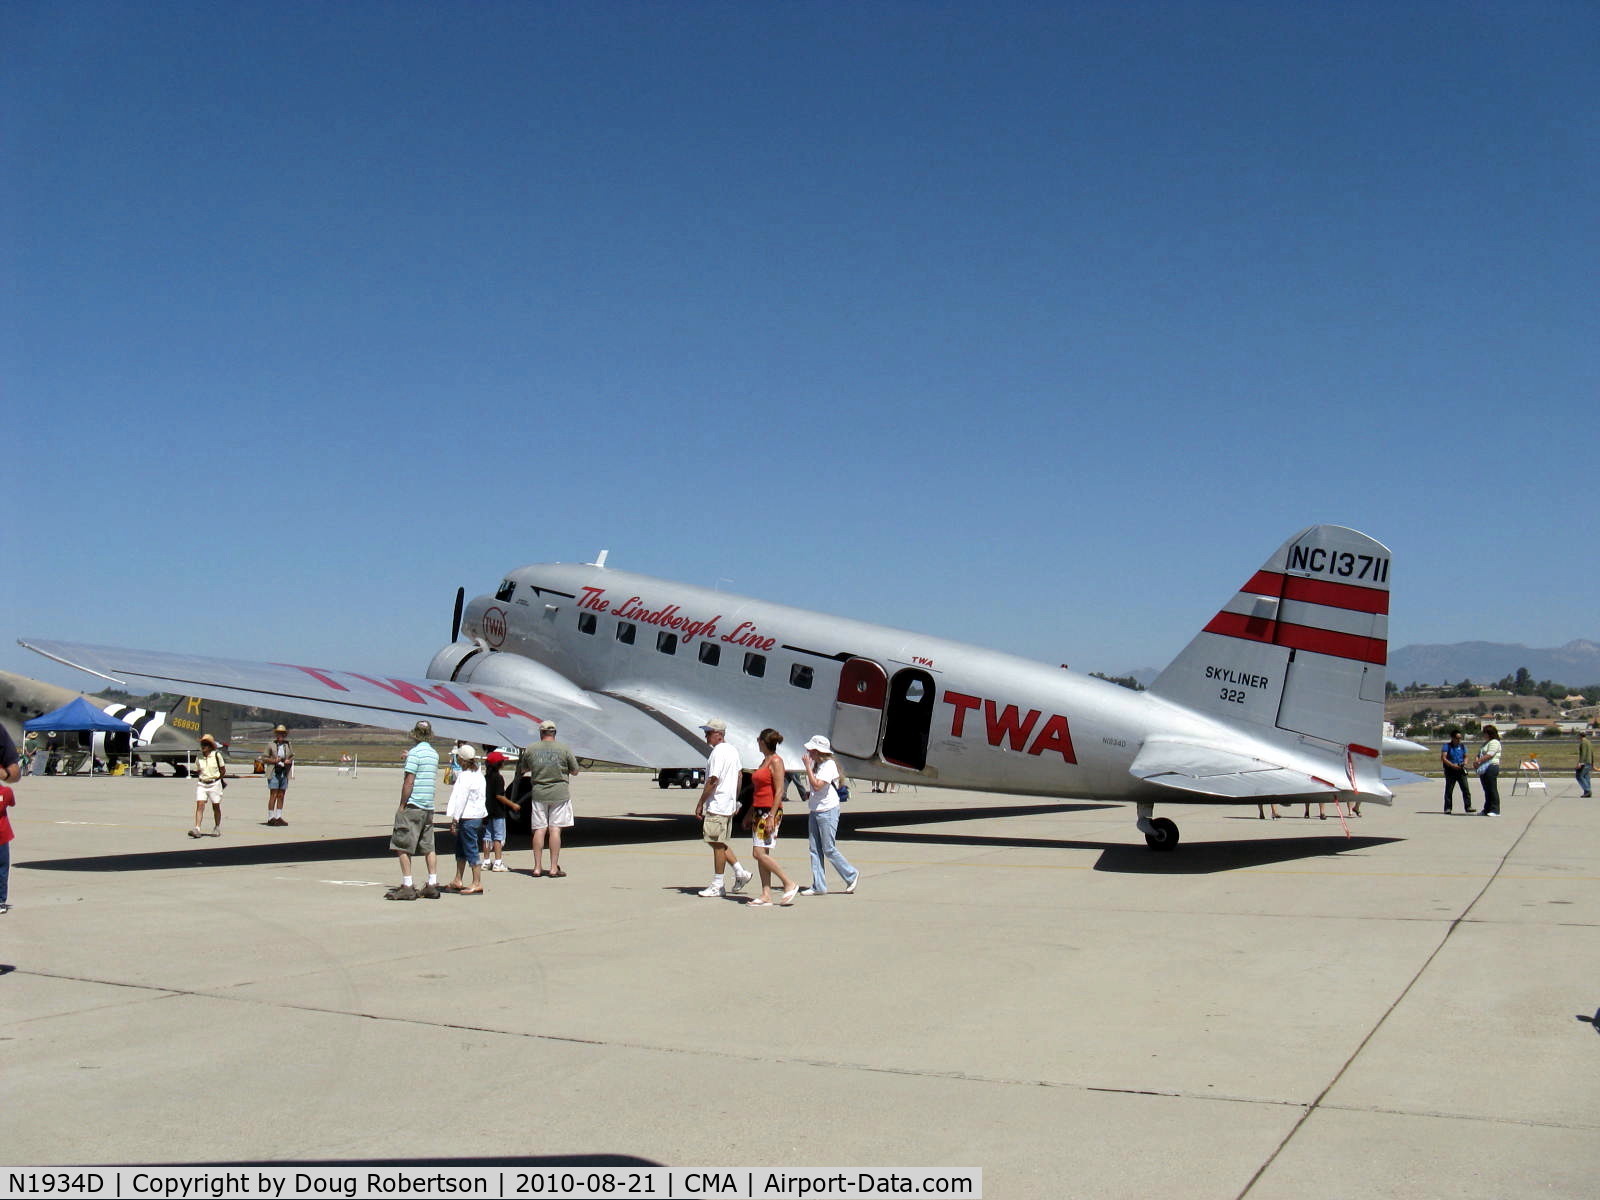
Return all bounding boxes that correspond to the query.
[1144,816,1180,851]
[658,778,671,789]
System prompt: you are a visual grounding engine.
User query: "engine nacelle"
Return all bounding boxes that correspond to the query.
[425,643,597,711]
[426,641,483,683]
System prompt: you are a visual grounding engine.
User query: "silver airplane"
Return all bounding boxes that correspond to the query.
[22,524,1402,849]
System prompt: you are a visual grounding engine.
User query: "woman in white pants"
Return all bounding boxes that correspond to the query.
[799,735,858,896]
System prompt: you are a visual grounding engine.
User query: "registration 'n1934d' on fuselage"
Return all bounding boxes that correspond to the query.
[23,525,1398,850]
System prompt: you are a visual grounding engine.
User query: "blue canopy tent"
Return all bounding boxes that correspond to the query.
[24,697,136,776]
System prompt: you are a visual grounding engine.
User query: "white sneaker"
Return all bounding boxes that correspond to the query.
[697,884,725,898]
[731,868,753,894]
[845,875,859,894]
[798,887,822,896]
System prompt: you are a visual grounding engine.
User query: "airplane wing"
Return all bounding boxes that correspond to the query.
[19,639,704,766]
[1128,736,1379,801]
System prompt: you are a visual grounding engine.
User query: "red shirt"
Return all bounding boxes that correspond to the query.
[0,784,14,847]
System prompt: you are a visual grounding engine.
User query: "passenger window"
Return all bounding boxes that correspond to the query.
[616,621,636,645]
[657,632,678,655]
[495,579,516,601]
[743,652,766,678]
[789,664,814,689]
[698,642,721,666]
[578,612,596,635]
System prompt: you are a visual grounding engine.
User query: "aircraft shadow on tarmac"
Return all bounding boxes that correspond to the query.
[842,802,1403,873]
[18,815,691,874]
[18,804,1400,875]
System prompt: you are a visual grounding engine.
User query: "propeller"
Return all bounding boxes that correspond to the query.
[451,586,465,643]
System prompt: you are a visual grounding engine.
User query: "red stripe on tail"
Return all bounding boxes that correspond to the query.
[1237,571,1388,615]
[1203,612,1386,665]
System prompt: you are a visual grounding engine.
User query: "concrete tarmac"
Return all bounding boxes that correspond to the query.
[3,766,1597,1197]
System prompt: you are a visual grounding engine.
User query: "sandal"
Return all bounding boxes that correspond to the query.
[747,898,773,907]
[551,867,567,878]
[531,869,546,878]
[459,886,484,895]
[442,883,464,893]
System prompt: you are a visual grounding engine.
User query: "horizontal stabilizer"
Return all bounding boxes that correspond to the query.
[1130,736,1369,801]
[1383,735,1429,755]
[1381,764,1430,787]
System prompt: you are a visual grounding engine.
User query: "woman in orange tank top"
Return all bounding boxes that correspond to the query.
[744,728,798,906]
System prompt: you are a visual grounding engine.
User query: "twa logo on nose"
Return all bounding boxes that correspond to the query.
[483,607,508,647]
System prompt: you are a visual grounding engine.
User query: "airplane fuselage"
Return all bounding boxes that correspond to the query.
[445,563,1262,803]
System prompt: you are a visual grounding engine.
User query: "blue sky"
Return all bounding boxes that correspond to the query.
[4,1,1596,693]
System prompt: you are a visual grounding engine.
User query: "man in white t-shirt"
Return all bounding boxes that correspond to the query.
[694,718,752,898]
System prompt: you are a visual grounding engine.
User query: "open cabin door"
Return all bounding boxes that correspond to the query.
[831,657,887,758]
[882,668,936,770]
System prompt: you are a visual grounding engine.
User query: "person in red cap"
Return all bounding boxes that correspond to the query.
[482,748,519,871]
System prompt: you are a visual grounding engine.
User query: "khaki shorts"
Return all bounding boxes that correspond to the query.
[702,813,733,845]
[194,780,224,806]
[390,805,436,855]
[529,798,574,830]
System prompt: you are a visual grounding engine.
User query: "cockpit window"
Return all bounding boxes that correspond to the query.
[495,579,516,602]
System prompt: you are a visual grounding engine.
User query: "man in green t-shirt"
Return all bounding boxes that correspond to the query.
[1578,730,1594,799]
[516,721,580,877]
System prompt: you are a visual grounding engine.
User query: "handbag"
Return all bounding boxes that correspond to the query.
[1475,761,1492,778]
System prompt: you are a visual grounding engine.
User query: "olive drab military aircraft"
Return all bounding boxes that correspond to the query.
[22,524,1405,849]
[0,668,232,774]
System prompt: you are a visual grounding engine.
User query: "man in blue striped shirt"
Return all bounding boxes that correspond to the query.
[386,721,441,900]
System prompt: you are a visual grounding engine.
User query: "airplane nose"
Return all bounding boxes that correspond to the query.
[459,595,495,644]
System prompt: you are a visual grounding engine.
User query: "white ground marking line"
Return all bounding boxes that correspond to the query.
[269,877,389,887]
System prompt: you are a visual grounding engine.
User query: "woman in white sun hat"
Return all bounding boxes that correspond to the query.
[798,735,859,897]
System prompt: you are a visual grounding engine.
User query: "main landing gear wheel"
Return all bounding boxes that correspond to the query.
[1143,817,1180,851]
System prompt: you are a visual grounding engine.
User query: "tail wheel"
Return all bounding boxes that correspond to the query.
[1144,816,1180,851]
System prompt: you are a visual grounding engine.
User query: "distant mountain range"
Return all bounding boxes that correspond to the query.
[1387,639,1600,688]
[1120,639,1600,689]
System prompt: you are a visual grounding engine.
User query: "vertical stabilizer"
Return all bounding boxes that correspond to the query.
[1149,526,1390,755]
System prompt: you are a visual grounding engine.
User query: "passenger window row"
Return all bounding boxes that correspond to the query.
[575,611,813,688]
